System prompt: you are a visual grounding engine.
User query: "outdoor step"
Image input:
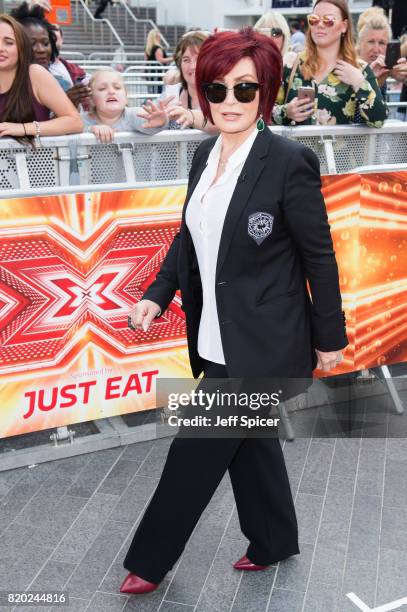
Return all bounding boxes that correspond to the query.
[4,0,180,54]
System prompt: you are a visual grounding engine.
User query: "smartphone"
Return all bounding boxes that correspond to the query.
[298,86,316,101]
[75,75,90,86]
[385,41,401,69]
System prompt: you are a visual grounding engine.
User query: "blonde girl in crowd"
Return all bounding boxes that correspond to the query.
[81,68,172,143]
[145,29,172,95]
[144,29,173,65]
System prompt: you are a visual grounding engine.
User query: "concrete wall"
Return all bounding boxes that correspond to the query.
[155,0,225,30]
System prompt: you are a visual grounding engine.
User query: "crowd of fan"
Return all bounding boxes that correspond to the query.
[0,0,406,145]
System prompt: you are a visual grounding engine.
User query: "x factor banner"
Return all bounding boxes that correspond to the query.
[0,172,406,438]
[326,171,407,372]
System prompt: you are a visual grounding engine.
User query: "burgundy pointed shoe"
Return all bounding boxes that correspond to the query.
[120,572,159,594]
[233,555,269,571]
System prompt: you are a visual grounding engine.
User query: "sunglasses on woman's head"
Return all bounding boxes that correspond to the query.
[203,82,260,104]
[307,14,337,27]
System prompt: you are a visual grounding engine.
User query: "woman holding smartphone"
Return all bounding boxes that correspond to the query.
[274,0,388,126]
[120,27,348,595]
[357,8,407,95]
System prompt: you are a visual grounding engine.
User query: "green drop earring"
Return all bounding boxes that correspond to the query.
[257,113,265,132]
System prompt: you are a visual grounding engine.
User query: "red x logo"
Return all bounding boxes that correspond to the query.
[0,219,185,374]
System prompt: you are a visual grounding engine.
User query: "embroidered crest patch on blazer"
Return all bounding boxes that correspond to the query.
[248,212,274,245]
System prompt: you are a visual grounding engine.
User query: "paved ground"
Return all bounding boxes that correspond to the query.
[1,426,407,612]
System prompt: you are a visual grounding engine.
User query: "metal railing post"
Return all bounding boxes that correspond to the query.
[83,1,88,32]
[74,0,124,50]
[367,133,377,166]
[321,137,337,175]
[117,0,170,50]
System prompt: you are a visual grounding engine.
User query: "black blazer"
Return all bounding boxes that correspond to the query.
[143,128,348,378]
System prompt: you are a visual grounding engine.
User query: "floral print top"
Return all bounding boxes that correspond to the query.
[273,55,388,127]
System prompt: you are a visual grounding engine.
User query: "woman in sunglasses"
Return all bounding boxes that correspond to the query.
[274,0,388,126]
[254,9,297,65]
[120,27,347,596]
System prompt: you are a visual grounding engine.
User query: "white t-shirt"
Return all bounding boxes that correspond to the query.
[49,59,73,91]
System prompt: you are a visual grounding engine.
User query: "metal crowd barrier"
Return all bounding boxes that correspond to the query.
[79,63,172,101]
[88,52,147,61]
[61,51,87,62]
[387,101,407,120]
[0,122,406,194]
[124,64,172,72]
[80,62,172,73]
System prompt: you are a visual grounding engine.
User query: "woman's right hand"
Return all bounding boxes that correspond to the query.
[129,300,161,332]
[286,96,314,123]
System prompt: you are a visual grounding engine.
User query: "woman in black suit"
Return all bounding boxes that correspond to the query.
[120,28,348,595]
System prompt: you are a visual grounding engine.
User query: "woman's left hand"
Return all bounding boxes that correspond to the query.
[0,122,26,138]
[167,105,194,129]
[137,96,174,128]
[315,349,343,372]
[334,60,365,90]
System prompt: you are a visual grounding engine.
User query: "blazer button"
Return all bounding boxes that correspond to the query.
[217,281,227,286]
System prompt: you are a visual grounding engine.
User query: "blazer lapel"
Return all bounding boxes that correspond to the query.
[179,142,215,272]
[215,128,272,280]
[182,147,213,224]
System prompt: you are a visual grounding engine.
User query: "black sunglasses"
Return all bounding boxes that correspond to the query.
[270,28,283,38]
[203,82,260,104]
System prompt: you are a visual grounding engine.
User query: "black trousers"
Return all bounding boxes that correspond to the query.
[123,361,299,583]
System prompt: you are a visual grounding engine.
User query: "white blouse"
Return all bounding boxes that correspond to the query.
[186,127,258,364]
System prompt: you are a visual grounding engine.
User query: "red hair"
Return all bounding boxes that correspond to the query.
[195,28,282,125]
